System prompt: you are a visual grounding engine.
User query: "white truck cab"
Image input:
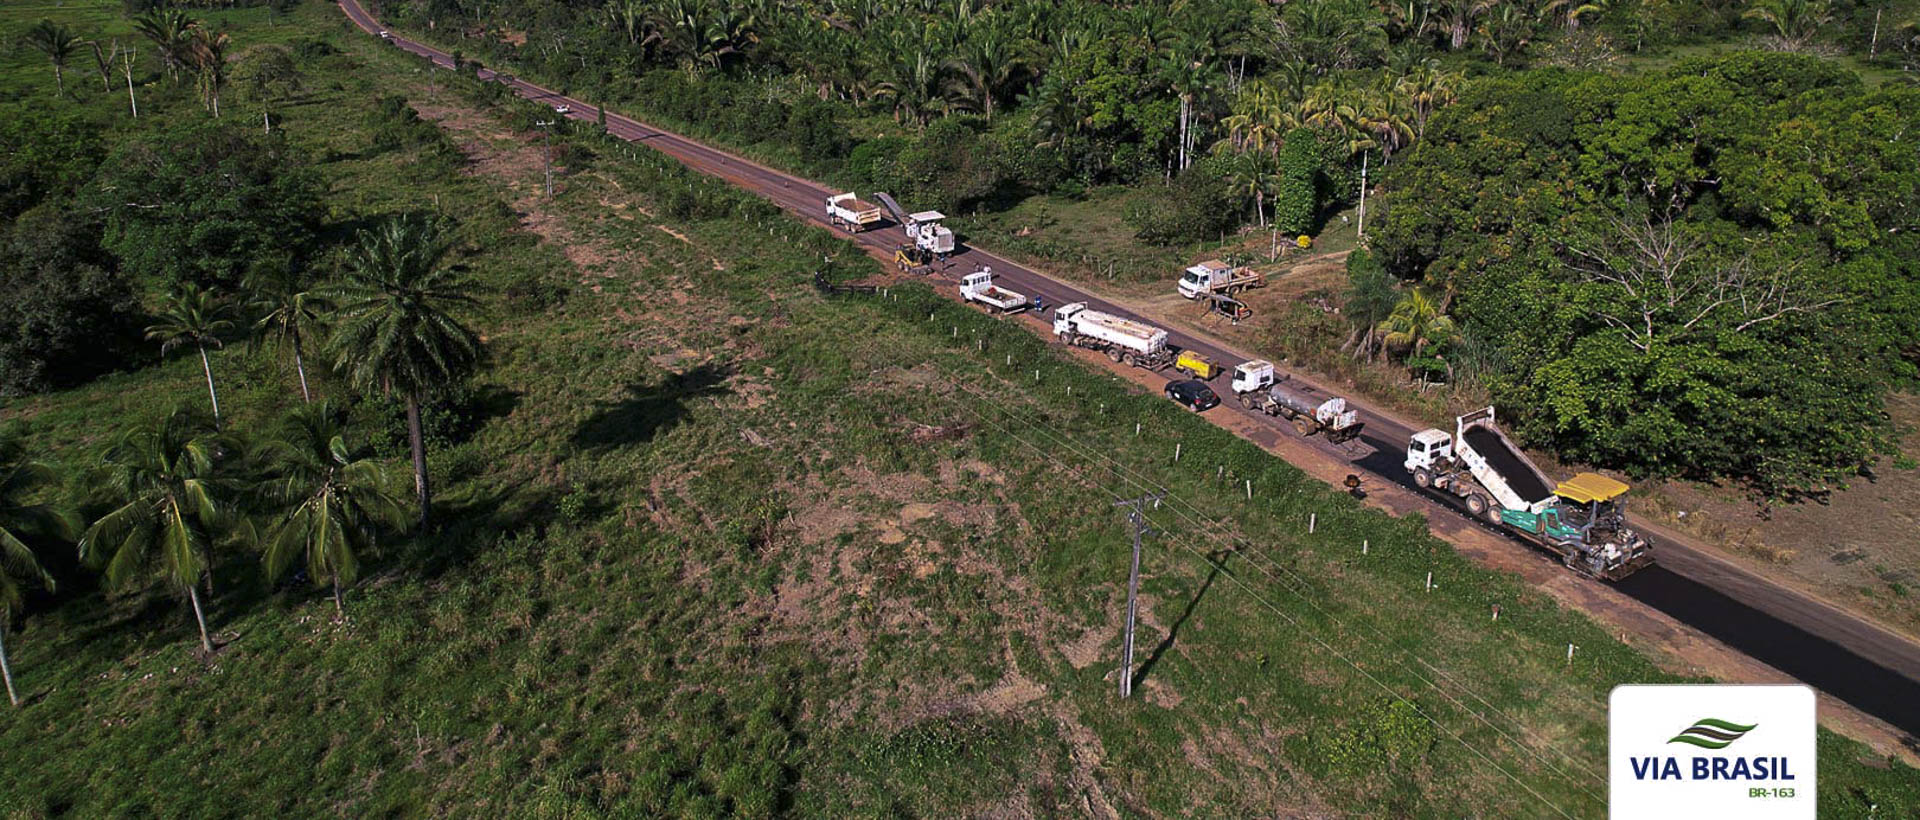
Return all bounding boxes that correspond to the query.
[1405,429,1453,472]
[1178,260,1233,299]
[1231,360,1276,394]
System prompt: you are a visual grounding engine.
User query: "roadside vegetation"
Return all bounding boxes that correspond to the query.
[1,0,1916,815]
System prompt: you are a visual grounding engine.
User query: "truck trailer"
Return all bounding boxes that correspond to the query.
[1405,407,1654,580]
[1053,303,1174,370]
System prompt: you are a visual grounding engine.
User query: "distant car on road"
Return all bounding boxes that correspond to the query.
[1165,379,1219,412]
[378,30,391,39]
[553,104,571,115]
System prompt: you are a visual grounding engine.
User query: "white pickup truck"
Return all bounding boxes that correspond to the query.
[825,193,883,232]
[1178,260,1265,299]
[959,268,1029,313]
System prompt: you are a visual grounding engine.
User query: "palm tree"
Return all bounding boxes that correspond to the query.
[147,285,235,423]
[132,9,192,82]
[0,435,78,707]
[22,20,82,97]
[944,21,1022,120]
[1377,287,1459,359]
[325,215,483,528]
[1543,0,1612,30]
[184,24,230,116]
[246,264,328,403]
[1742,0,1832,49]
[259,403,409,617]
[79,408,234,654]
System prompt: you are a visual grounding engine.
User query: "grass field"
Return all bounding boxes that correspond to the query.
[1,2,1916,816]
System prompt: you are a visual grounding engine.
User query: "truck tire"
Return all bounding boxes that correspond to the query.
[1293,418,1310,436]
[1239,393,1255,410]
[1412,467,1432,488]
[1465,493,1489,518]
[1121,352,1136,367]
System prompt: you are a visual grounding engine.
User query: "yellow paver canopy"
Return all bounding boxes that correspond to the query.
[1556,472,1630,503]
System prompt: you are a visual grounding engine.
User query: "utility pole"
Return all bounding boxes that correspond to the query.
[1357,154,1368,241]
[1114,492,1164,699]
[536,119,555,197]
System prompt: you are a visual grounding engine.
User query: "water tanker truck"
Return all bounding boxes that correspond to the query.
[1052,303,1174,370]
[1405,407,1654,580]
[1229,360,1363,442]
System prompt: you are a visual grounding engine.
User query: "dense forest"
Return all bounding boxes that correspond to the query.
[357,0,1920,496]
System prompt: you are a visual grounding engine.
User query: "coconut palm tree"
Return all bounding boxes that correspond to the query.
[259,403,409,617]
[147,285,235,423]
[324,215,482,528]
[1742,0,1832,49]
[1542,0,1612,31]
[184,24,230,116]
[132,9,192,82]
[944,20,1022,120]
[79,408,234,654]
[1377,287,1459,359]
[0,435,78,707]
[22,20,83,97]
[245,264,328,403]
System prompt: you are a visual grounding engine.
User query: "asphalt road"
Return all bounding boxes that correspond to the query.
[339,0,1920,740]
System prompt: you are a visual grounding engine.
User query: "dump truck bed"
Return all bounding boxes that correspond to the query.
[1462,425,1553,504]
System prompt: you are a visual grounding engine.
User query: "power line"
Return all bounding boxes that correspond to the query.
[1114,492,1165,699]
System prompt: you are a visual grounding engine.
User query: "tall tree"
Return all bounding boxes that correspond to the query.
[0,434,77,707]
[259,403,409,617]
[79,408,234,654]
[146,285,234,422]
[324,215,483,527]
[22,20,82,97]
[245,264,327,403]
[234,44,301,134]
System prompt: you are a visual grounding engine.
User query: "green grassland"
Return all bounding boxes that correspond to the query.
[1,2,1916,816]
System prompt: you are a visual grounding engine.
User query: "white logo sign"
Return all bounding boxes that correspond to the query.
[1610,684,1815,819]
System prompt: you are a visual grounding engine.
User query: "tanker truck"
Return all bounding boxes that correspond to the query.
[1405,407,1654,580]
[1052,303,1174,370]
[1229,360,1364,443]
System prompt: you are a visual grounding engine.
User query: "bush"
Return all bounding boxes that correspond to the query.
[1123,166,1237,246]
[787,100,852,163]
[845,136,908,193]
[894,117,1001,213]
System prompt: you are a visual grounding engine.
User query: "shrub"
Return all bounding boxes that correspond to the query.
[1123,166,1237,246]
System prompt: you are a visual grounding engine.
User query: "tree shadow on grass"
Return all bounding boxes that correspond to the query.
[1132,548,1230,691]
[569,363,734,452]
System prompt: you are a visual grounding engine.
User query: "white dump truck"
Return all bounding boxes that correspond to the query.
[1053,303,1173,370]
[1178,260,1266,300]
[825,193,883,232]
[874,192,956,266]
[1229,360,1364,442]
[958,267,1029,313]
[1406,407,1654,580]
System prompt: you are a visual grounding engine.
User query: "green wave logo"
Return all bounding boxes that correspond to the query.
[1667,718,1758,749]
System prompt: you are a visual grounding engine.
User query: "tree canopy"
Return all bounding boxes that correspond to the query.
[1375,53,1920,496]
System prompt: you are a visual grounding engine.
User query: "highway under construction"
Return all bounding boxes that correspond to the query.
[339,0,1920,752]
